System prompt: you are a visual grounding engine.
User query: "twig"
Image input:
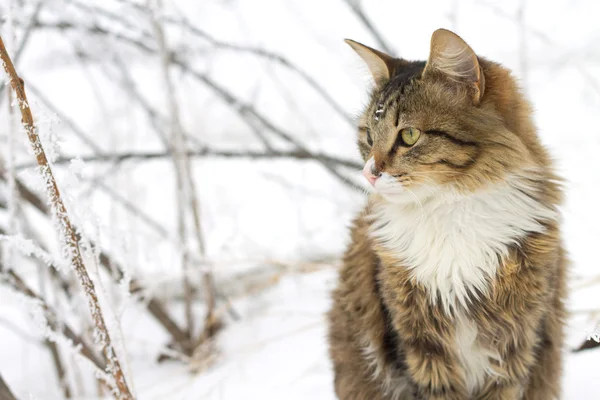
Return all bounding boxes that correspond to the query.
[573,336,600,352]
[162,14,354,126]
[87,0,353,125]
[0,36,134,399]
[26,18,361,191]
[47,340,72,398]
[16,149,362,171]
[342,0,395,55]
[149,1,196,342]
[1,269,105,370]
[1,168,192,355]
[0,0,44,107]
[0,373,18,400]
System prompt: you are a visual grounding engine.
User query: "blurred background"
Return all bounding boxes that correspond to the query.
[0,0,599,398]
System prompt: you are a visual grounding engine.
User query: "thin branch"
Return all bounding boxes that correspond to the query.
[2,151,193,357]
[0,373,18,400]
[47,340,72,398]
[342,0,395,55]
[31,20,156,53]
[0,0,44,107]
[16,149,362,171]
[4,172,193,354]
[149,1,196,341]
[26,19,361,191]
[162,14,354,126]
[1,269,105,370]
[573,336,600,352]
[88,0,353,125]
[0,36,134,399]
[94,181,170,238]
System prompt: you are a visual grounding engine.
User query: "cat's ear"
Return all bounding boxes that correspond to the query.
[345,39,396,86]
[423,29,485,104]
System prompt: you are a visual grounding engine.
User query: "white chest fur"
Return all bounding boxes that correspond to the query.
[454,310,502,394]
[369,174,558,312]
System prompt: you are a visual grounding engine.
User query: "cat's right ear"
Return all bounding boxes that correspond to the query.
[345,39,396,86]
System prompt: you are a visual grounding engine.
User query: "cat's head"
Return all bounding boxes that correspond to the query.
[348,28,547,204]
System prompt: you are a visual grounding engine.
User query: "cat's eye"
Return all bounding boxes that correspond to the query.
[400,127,421,146]
[366,129,373,146]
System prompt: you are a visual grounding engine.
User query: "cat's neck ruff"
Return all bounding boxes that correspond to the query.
[369,172,558,312]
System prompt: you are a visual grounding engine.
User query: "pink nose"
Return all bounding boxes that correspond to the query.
[362,158,380,186]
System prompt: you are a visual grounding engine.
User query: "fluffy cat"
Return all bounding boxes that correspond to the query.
[327,28,566,400]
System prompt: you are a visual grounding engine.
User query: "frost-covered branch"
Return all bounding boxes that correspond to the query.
[1,269,105,370]
[0,36,134,399]
[1,171,192,354]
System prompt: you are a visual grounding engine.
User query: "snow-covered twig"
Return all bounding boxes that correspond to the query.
[1,169,191,352]
[2,269,105,370]
[0,36,134,400]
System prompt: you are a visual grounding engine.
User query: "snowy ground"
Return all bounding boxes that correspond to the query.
[1,0,600,399]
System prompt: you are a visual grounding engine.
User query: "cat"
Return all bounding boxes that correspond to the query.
[327,28,567,400]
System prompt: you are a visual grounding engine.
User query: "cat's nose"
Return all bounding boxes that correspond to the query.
[362,158,381,186]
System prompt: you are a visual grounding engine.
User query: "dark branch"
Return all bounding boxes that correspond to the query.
[573,337,600,352]
[0,373,18,400]
[342,0,395,55]
[15,149,362,171]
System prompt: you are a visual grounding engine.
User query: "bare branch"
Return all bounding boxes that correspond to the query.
[1,269,105,370]
[149,1,197,341]
[47,340,72,398]
[163,15,354,126]
[342,0,395,55]
[82,0,353,125]
[3,171,193,354]
[0,36,134,399]
[573,337,600,352]
[0,373,18,400]
[0,0,45,107]
[25,19,361,190]
[16,149,361,171]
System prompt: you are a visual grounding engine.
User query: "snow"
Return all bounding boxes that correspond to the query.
[1,0,600,399]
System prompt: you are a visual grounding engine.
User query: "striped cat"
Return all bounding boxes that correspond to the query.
[328,29,566,400]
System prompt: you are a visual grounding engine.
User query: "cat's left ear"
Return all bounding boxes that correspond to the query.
[423,29,485,104]
[345,39,396,86]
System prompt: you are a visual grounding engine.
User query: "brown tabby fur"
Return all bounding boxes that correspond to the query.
[328,29,567,400]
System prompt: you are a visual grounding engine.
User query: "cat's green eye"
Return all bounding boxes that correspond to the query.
[366,129,373,146]
[400,127,421,146]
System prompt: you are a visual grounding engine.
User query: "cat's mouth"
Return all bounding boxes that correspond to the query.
[362,159,438,204]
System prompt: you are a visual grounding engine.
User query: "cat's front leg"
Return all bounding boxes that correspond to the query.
[477,382,524,400]
[403,340,468,400]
